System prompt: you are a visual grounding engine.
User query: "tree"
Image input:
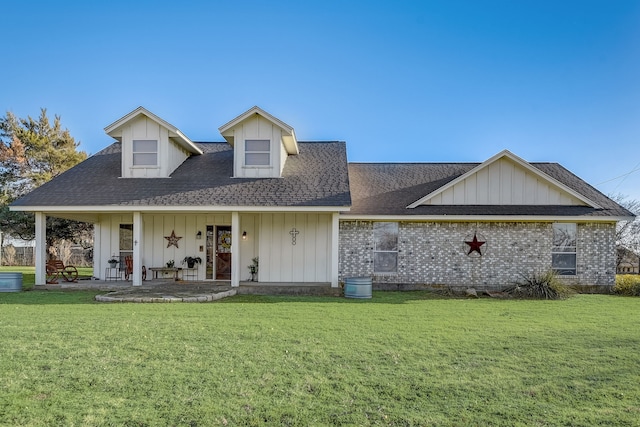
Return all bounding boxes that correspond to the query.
[0,109,89,252]
[610,193,640,270]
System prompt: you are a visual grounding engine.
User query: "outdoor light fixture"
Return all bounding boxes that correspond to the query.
[242,231,247,240]
[196,231,202,239]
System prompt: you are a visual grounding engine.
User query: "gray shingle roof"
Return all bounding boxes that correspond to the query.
[347,163,634,218]
[12,141,351,208]
[12,142,632,219]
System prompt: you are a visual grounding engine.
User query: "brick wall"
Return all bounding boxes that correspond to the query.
[339,220,616,291]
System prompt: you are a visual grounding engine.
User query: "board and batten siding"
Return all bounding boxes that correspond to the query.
[231,114,287,178]
[239,213,260,282]
[97,213,132,276]
[96,212,333,283]
[96,213,231,279]
[120,115,190,178]
[258,213,332,282]
[424,157,585,206]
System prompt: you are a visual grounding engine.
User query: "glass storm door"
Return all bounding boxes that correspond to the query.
[119,224,133,262]
[206,225,232,280]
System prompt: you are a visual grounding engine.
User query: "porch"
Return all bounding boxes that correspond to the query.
[30,211,341,288]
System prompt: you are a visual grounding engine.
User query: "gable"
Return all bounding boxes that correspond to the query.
[219,106,298,155]
[408,150,600,208]
[105,106,202,155]
[104,107,201,178]
[218,106,299,178]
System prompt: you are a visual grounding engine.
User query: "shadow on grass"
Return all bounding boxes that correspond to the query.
[220,291,464,304]
[0,289,102,305]
[0,290,464,305]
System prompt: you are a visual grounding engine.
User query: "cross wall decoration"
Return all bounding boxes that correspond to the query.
[289,228,299,245]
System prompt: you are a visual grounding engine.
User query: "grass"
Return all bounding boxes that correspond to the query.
[0,266,93,290]
[1,272,640,425]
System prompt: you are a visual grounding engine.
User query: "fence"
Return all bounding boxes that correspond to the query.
[1,244,93,267]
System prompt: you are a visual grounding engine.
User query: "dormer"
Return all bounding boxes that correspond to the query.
[104,107,203,178]
[218,106,299,178]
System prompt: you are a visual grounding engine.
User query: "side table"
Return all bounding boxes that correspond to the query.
[105,267,123,281]
[182,268,198,281]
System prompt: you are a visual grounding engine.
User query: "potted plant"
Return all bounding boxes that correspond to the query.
[247,257,259,281]
[108,257,118,267]
[166,260,175,268]
[182,256,202,269]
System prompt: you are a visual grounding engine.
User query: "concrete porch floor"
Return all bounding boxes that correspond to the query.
[35,278,341,302]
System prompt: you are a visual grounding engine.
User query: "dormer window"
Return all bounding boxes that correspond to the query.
[245,139,270,166]
[219,106,298,178]
[133,140,158,166]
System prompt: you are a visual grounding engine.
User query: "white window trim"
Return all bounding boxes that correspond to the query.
[552,223,577,276]
[373,222,399,274]
[132,139,159,167]
[244,139,271,167]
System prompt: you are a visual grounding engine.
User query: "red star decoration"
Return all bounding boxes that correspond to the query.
[465,233,486,256]
[164,230,182,248]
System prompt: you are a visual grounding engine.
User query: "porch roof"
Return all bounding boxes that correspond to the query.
[11,141,351,210]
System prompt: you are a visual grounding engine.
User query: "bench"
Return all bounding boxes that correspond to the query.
[149,267,180,279]
[46,260,78,284]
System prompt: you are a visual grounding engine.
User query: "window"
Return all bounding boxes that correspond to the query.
[552,223,576,275]
[245,139,270,166]
[373,222,398,273]
[132,139,158,166]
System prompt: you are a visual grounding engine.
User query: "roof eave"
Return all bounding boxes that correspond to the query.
[340,213,632,222]
[218,106,299,154]
[10,205,351,213]
[104,106,202,155]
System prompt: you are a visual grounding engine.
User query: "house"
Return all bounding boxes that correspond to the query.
[10,106,635,291]
[617,247,639,274]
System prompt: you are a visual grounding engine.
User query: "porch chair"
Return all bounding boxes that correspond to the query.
[46,259,78,284]
[123,256,146,281]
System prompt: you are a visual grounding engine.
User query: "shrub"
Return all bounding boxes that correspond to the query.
[614,275,640,296]
[503,270,573,300]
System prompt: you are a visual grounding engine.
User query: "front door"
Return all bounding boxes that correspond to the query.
[216,226,232,280]
[206,225,231,280]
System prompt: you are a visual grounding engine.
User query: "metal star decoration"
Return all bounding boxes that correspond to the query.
[464,233,486,256]
[164,230,182,248]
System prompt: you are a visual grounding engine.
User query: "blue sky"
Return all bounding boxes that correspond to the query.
[3,1,640,201]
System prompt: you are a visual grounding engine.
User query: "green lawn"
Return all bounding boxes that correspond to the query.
[0,266,93,290]
[1,284,639,425]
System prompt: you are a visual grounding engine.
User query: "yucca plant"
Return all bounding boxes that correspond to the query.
[503,270,573,300]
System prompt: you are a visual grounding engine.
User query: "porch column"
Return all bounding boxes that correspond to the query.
[35,212,47,286]
[133,211,143,286]
[231,211,240,287]
[331,212,340,288]
[92,223,101,280]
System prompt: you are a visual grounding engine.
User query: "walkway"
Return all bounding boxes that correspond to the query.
[36,278,340,302]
